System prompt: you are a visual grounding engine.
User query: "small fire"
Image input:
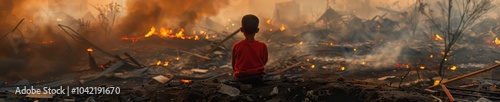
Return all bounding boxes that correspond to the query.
[280,24,286,31]
[329,42,333,46]
[163,61,169,67]
[269,29,273,32]
[340,67,345,71]
[433,80,441,86]
[353,48,357,52]
[194,35,200,40]
[420,65,425,70]
[361,62,366,65]
[231,23,235,26]
[311,65,315,69]
[299,41,303,45]
[205,34,209,39]
[266,19,271,24]
[176,29,185,38]
[200,30,206,35]
[405,64,410,69]
[176,57,180,61]
[495,37,500,45]
[450,65,457,71]
[180,79,192,83]
[444,58,448,61]
[306,58,310,62]
[156,61,162,66]
[87,48,93,52]
[98,65,105,69]
[435,34,444,40]
[160,27,170,37]
[430,54,434,59]
[145,26,156,37]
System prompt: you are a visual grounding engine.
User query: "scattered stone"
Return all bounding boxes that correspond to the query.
[191,68,209,73]
[476,97,492,102]
[270,87,279,95]
[152,75,171,84]
[218,84,240,97]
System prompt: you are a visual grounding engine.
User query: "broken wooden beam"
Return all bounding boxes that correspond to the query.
[427,63,500,89]
[0,18,24,40]
[124,52,143,67]
[179,50,211,60]
[205,29,240,56]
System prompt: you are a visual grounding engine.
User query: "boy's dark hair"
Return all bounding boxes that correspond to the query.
[241,14,259,34]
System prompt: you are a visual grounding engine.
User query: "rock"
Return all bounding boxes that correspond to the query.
[218,84,240,96]
[476,97,492,102]
[214,51,225,55]
[152,75,171,84]
[270,87,278,95]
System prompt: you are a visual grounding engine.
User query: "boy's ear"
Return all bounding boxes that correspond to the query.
[255,28,259,33]
[240,27,245,33]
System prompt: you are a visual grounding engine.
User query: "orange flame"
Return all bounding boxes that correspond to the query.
[311,65,315,69]
[280,24,285,31]
[194,35,200,40]
[420,65,425,69]
[180,79,192,83]
[87,48,93,52]
[435,34,443,40]
[495,37,500,45]
[266,19,271,24]
[156,61,162,66]
[450,65,457,71]
[145,26,156,37]
[163,61,169,67]
[176,29,185,39]
[340,67,345,71]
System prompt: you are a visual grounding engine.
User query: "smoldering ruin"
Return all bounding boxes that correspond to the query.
[1,0,500,101]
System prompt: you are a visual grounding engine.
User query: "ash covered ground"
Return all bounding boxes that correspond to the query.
[2,0,500,102]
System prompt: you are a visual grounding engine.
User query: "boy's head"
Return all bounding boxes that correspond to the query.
[241,14,259,35]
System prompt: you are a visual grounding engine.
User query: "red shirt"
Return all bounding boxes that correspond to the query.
[232,40,268,80]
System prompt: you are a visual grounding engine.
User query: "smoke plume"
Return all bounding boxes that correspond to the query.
[115,0,230,36]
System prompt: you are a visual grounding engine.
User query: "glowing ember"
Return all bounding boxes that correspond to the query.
[200,30,206,34]
[405,64,409,69]
[98,65,105,69]
[163,61,169,67]
[205,34,209,39]
[269,29,273,31]
[56,18,62,22]
[194,35,200,40]
[433,80,440,86]
[429,54,434,59]
[340,67,345,71]
[420,65,425,70]
[176,57,180,61]
[353,48,357,52]
[306,58,310,62]
[435,34,444,40]
[145,26,156,37]
[450,65,457,71]
[311,65,315,69]
[280,24,285,31]
[495,37,500,45]
[87,48,93,52]
[361,62,366,65]
[299,41,303,45]
[156,61,162,66]
[266,19,271,24]
[231,23,235,26]
[444,58,447,61]
[329,42,333,46]
[180,79,192,83]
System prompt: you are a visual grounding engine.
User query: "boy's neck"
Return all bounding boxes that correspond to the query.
[244,33,256,41]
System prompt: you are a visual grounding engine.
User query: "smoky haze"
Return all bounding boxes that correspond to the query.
[114,0,230,37]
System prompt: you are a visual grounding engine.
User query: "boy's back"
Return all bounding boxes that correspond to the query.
[232,40,268,81]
